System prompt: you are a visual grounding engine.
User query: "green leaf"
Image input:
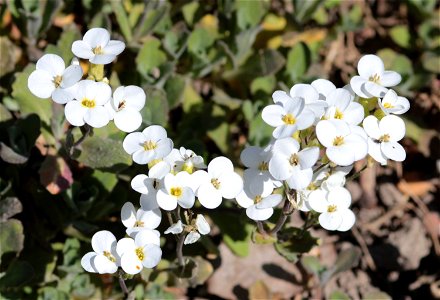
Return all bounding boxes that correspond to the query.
[0,219,24,259]
[0,37,18,77]
[363,291,392,300]
[188,27,215,55]
[141,89,169,126]
[5,114,41,160]
[301,255,324,277]
[274,227,319,263]
[376,49,413,76]
[422,52,440,74]
[12,65,52,125]
[329,291,351,300]
[76,136,131,171]
[182,2,199,26]
[55,25,82,62]
[136,37,167,76]
[286,42,311,81]
[0,142,28,164]
[165,75,186,109]
[293,0,324,24]
[320,247,361,285]
[235,0,266,30]
[252,229,277,245]
[92,170,118,193]
[0,260,34,289]
[390,25,411,49]
[111,1,132,42]
[250,75,276,95]
[234,26,261,68]
[248,112,273,146]
[206,105,230,154]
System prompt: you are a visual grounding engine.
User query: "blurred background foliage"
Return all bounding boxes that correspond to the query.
[0,0,439,299]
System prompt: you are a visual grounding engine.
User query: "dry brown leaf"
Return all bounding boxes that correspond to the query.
[53,14,75,27]
[397,180,436,198]
[282,29,327,47]
[249,280,271,300]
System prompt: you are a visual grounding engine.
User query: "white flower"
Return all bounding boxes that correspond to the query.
[316,119,368,166]
[156,172,195,211]
[195,156,243,209]
[81,230,119,274]
[123,125,173,165]
[121,202,161,237]
[164,147,206,174]
[131,161,171,209]
[378,89,410,115]
[240,145,280,188]
[184,214,211,244]
[350,54,401,98]
[164,220,184,234]
[363,115,406,165]
[116,230,161,275]
[72,28,125,65]
[106,86,146,132]
[64,79,111,127]
[28,54,82,104]
[269,137,319,190]
[289,84,328,120]
[308,186,355,231]
[262,93,315,139]
[236,177,282,221]
[311,79,337,100]
[323,88,364,125]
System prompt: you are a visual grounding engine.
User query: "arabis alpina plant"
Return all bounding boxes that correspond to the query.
[28,53,83,104]
[156,172,195,211]
[120,202,161,237]
[378,89,410,115]
[72,28,125,65]
[81,230,119,274]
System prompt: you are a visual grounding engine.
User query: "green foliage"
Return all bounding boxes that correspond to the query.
[274,227,319,263]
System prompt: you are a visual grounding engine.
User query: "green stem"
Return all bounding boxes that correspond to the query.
[88,63,104,81]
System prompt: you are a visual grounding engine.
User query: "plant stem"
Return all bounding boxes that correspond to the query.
[268,199,291,235]
[118,270,129,298]
[176,233,186,267]
[256,221,268,235]
[68,124,92,156]
[347,164,368,181]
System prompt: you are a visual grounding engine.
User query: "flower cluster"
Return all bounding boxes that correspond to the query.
[28,28,146,133]
[239,54,409,231]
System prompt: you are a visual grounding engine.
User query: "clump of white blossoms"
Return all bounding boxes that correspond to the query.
[239,53,410,234]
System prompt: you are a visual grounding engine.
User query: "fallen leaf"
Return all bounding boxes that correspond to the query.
[39,155,73,195]
[397,180,436,198]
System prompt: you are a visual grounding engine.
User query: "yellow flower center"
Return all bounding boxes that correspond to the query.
[289,153,299,166]
[254,195,262,204]
[379,134,390,143]
[134,220,144,227]
[143,140,157,151]
[332,136,344,146]
[135,247,144,261]
[383,102,394,109]
[327,204,337,213]
[211,178,221,189]
[334,108,344,120]
[368,74,381,84]
[103,250,116,262]
[53,75,63,88]
[92,45,104,55]
[307,182,318,191]
[81,98,96,108]
[282,114,296,125]
[182,162,194,174]
[170,187,182,197]
[258,161,268,171]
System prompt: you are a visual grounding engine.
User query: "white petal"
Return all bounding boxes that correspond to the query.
[362,81,388,98]
[135,229,160,247]
[28,70,55,98]
[61,65,83,88]
[121,252,143,274]
[316,120,339,147]
[345,133,368,161]
[198,183,223,209]
[246,205,273,221]
[81,252,98,273]
[184,232,201,244]
[393,96,410,114]
[268,154,292,181]
[379,115,405,142]
[36,54,65,76]
[272,137,300,157]
[319,211,343,231]
[64,100,86,126]
[178,187,195,209]
[149,161,171,179]
[142,125,168,140]
[52,87,75,104]
[307,189,328,213]
[165,221,184,234]
[283,96,305,117]
[295,109,315,130]
[327,187,351,209]
[380,71,401,87]
[357,54,384,79]
[156,190,178,211]
[131,174,153,194]
[123,132,146,154]
[140,193,160,210]
[236,190,255,208]
[273,124,297,139]
[363,115,381,140]
[367,139,387,165]
[141,244,162,268]
[208,156,234,177]
[94,254,118,274]
[381,142,406,162]
[116,237,135,258]
[256,194,282,209]
[84,106,110,128]
[104,40,126,56]
[350,76,370,99]
[71,41,94,59]
[286,167,313,190]
[311,79,336,100]
[196,214,210,235]
[240,146,263,169]
[94,82,112,105]
[262,104,285,127]
[290,83,319,104]
[90,54,117,65]
[133,149,155,165]
[298,147,319,169]
[342,102,364,125]
[114,109,142,132]
[121,85,146,111]
[219,172,243,199]
[92,230,116,254]
[138,208,162,229]
[326,145,355,166]
[121,202,137,228]
[272,90,291,105]
[337,209,356,232]
[326,88,351,108]
[83,28,110,48]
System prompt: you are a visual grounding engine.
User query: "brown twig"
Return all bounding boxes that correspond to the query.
[118,270,129,299]
[351,225,377,271]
